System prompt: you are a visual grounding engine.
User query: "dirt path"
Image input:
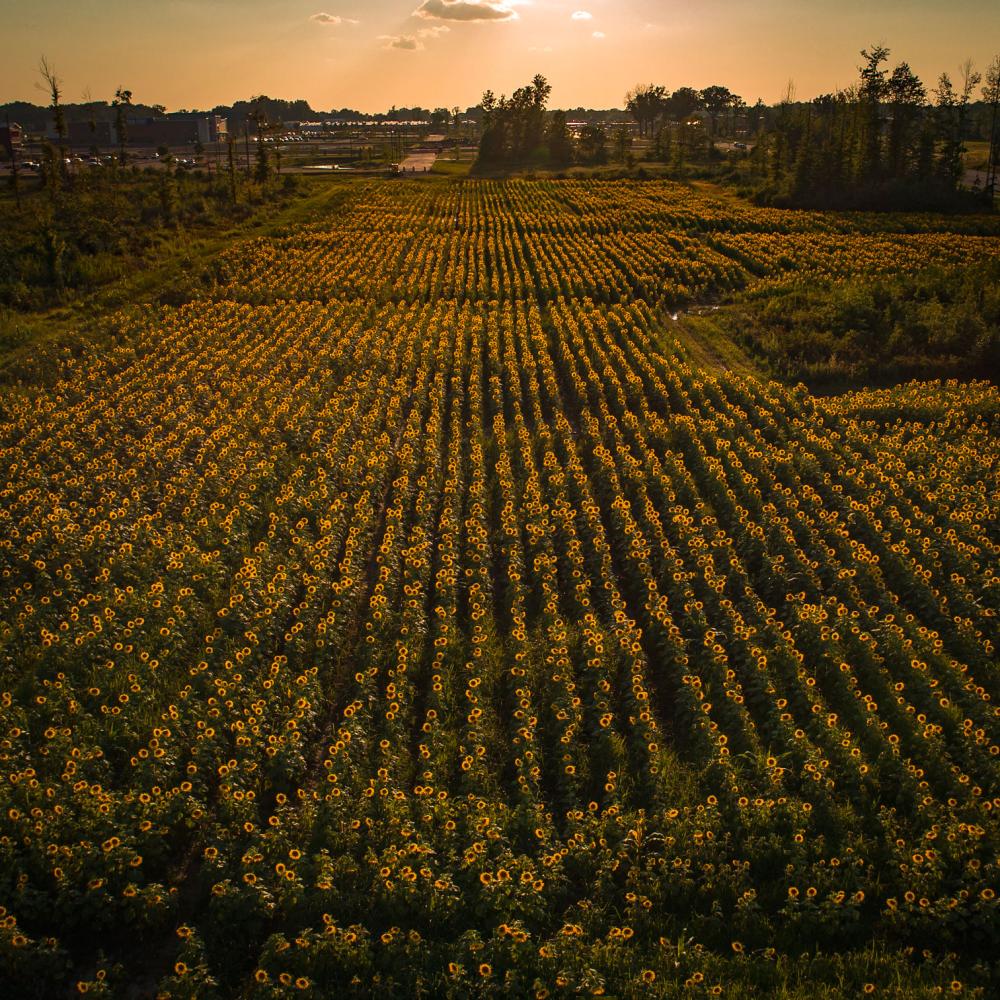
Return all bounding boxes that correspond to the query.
[666,310,758,377]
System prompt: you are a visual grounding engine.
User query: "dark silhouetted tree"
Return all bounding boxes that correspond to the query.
[478,91,507,165]
[613,125,633,164]
[935,61,980,189]
[577,124,607,165]
[700,85,735,137]
[113,86,132,167]
[981,55,1000,198]
[476,75,551,166]
[625,84,667,137]
[886,62,926,179]
[39,57,66,193]
[858,45,890,179]
[547,110,573,167]
[663,87,703,123]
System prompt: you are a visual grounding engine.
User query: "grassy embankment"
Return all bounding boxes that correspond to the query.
[0,171,360,380]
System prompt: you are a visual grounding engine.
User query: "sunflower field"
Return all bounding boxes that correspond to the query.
[1,178,998,998]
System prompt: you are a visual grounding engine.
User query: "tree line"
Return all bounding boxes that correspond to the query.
[1,96,448,131]
[475,76,633,169]
[475,50,999,210]
[474,78,760,170]
[7,60,300,209]
[751,48,1000,209]
[0,61,309,318]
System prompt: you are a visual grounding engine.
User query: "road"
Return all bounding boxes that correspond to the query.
[399,150,438,173]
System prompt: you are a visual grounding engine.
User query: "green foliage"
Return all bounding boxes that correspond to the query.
[476,76,553,169]
[577,124,608,165]
[1,177,998,997]
[0,169,309,313]
[723,260,1000,384]
[625,84,669,138]
[546,111,573,168]
[749,46,994,212]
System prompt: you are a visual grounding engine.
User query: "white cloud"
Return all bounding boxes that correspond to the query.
[415,0,520,22]
[380,26,450,51]
[310,12,359,25]
[571,10,592,20]
[592,30,605,39]
[381,33,421,49]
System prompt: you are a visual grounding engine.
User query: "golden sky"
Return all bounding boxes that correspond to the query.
[3,1,999,111]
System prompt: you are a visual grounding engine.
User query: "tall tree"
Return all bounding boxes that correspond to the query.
[112,86,132,167]
[935,61,981,189]
[521,74,551,156]
[933,73,958,186]
[613,125,633,164]
[475,75,551,166]
[250,97,273,187]
[39,57,65,147]
[577,124,607,165]
[663,87,703,123]
[770,81,797,181]
[655,122,672,163]
[546,110,573,168]
[39,57,66,188]
[478,90,507,165]
[625,84,667,138]
[700,85,734,138]
[982,55,1000,199]
[886,62,926,179]
[729,96,747,139]
[791,102,815,193]
[858,45,890,180]
[81,89,101,161]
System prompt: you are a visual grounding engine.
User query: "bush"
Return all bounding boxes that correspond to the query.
[722,259,1000,384]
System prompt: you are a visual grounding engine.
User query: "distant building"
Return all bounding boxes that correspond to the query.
[68,120,116,149]
[0,122,24,156]
[127,115,227,146]
[66,115,228,149]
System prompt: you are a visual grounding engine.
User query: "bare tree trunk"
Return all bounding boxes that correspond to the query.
[39,57,67,188]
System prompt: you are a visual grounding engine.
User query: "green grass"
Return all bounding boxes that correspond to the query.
[712,260,1000,388]
[0,175,361,383]
[430,158,473,177]
[963,140,991,171]
[673,311,758,375]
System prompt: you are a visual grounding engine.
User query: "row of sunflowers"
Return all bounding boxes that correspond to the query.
[0,179,997,996]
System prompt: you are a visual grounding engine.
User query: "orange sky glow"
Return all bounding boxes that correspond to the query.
[3,1,999,111]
